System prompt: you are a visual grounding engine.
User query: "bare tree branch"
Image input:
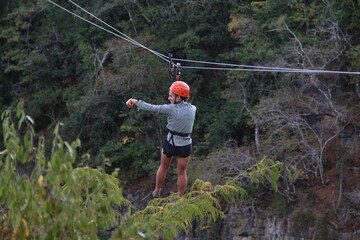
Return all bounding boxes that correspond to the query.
[280,20,315,68]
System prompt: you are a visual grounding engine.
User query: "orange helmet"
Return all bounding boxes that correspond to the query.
[169,81,190,98]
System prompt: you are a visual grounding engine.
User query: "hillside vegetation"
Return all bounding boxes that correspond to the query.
[1,0,360,239]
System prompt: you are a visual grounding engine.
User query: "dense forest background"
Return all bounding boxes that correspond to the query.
[1,0,360,238]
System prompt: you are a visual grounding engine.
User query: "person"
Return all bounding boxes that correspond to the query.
[126,81,196,198]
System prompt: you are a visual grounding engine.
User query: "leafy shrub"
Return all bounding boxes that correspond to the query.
[0,101,298,240]
[0,101,130,239]
[94,140,158,181]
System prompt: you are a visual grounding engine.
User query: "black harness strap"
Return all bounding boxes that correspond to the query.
[169,130,190,137]
[168,130,190,146]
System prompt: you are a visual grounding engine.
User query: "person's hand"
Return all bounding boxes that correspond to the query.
[126,99,133,107]
[126,98,137,107]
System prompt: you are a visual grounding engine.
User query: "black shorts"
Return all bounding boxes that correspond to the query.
[162,138,192,158]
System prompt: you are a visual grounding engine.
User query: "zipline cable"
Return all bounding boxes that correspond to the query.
[66,0,169,62]
[179,65,360,75]
[47,0,360,76]
[174,58,360,75]
[47,0,170,63]
[174,58,305,71]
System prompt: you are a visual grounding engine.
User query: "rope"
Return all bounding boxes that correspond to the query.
[67,0,169,62]
[174,58,360,75]
[47,0,170,63]
[180,65,360,75]
[174,58,304,71]
[47,0,360,76]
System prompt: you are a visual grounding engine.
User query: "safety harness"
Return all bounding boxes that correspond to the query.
[168,130,190,147]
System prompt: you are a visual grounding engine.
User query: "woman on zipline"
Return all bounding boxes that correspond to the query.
[126,81,196,198]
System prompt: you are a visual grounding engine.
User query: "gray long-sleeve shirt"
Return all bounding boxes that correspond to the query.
[136,100,196,146]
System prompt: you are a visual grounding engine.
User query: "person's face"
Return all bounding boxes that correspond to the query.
[168,90,180,104]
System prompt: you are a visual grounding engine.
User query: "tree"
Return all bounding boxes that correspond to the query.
[253,85,354,185]
[0,102,295,239]
[0,101,130,239]
[221,0,360,185]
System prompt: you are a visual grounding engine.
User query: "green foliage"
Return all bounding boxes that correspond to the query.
[0,0,47,75]
[1,4,360,238]
[0,101,130,239]
[128,179,241,240]
[190,142,299,200]
[0,104,297,239]
[94,140,157,181]
[61,94,120,154]
[247,158,285,192]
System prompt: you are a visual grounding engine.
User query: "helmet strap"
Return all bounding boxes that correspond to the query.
[174,94,184,104]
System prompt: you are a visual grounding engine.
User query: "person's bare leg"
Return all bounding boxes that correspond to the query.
[176,155,191,197]
[154,150,172,193]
